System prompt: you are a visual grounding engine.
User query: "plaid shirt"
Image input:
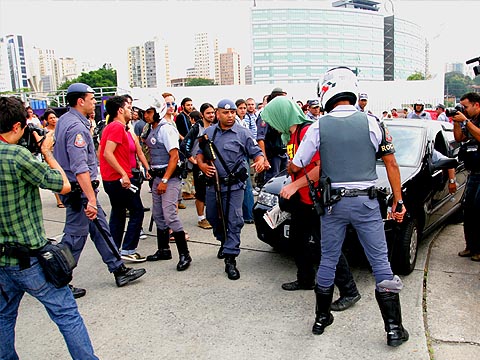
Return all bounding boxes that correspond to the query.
[0,142,64,267]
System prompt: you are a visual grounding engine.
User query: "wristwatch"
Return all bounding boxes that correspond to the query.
[463,119,470,126]
[161,178,168,184]
[449,178,456,184]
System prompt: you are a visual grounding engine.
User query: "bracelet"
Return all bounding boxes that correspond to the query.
[449,178,456,184]
[87,203,98,210]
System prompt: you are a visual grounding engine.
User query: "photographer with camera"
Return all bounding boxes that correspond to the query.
[452,92,480,261]
[0,97,98,359]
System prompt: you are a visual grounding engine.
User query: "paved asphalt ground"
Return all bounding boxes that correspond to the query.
[13,183,480,359]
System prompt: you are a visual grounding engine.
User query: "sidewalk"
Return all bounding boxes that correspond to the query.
[425,223,480,359]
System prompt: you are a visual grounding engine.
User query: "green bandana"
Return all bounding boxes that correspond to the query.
[261,97,313,144]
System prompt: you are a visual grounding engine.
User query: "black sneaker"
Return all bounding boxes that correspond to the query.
[281,280,314,291]
[68,284,86,299]
[330,294,361,311]
[113,265,146,287]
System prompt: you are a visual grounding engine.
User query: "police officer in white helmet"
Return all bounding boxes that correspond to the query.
[290,67,409,346]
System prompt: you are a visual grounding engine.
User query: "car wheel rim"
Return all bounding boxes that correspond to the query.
[409,225,418,265]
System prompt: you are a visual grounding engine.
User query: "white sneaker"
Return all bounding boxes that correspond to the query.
[139,230,147,240]
[252,190,259,196]
[121,253,147,263]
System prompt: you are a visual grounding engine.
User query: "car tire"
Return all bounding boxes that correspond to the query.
[391,217,419,275]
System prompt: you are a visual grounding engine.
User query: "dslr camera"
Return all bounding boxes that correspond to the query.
[18,123,48,154]
[445,104,465,117]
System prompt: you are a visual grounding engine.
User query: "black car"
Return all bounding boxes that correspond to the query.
[253,119,466,275]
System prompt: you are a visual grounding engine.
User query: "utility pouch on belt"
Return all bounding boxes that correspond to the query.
[37,240,77,288]
[321,177,341,206]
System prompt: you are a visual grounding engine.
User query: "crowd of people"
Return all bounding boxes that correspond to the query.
[3,66,480,357]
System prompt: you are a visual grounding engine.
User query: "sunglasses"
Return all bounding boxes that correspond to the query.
[166,102,176,107]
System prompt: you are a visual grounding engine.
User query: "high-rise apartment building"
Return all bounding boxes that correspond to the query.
[30,47,58,92]
[127,37,170,88]
[2,34,29,91]
[57,57,78,85]
[219,48,242,86]
[244,65,252,85]
[194,32,210,79]
[214,38,220,85]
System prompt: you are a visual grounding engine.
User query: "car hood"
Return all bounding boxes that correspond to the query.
[375,165,418,190]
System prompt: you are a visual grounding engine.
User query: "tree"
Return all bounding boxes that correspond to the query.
[407,72,426,81]
[186,78,215,86]
[58,64,117,90]
[444,72,472,99]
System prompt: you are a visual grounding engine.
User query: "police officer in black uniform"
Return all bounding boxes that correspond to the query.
[452,92,480,261]
[291,67,409,347]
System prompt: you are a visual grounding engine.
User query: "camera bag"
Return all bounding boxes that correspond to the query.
[36,240,77,288]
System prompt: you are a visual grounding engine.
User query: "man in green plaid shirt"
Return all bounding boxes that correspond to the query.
[0,97,98,359]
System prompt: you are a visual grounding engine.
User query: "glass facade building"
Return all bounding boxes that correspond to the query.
[251,6,426,84]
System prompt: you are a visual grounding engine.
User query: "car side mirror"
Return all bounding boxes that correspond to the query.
[432,158,458,170]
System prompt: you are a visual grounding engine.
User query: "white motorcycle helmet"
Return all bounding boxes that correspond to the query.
[133,95,168,121]
[413,99,425,112]
[317,66,358,113]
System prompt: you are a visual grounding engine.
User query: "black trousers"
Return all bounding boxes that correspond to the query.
[463,173,480,254]
[290,201,358,296]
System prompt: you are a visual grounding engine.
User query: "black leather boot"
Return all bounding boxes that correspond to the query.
[312,285,334,335]
[113,264,146,287]
[375,290,409,347]
[224,255,240,280]
[217,244,225,259]
[146,228,172,261]
[172,231,192,271]
[331,253,361,311]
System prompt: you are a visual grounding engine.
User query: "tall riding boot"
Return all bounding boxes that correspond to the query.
[172,230,192,271]
[375,290,409,347]
[312,285,334,335]
[224,255,240,280]
[146,228,172,261]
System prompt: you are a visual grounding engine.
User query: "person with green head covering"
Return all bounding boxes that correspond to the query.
[261,96,361,312]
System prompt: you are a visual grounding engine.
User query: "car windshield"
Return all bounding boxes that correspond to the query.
[380,125,424,167]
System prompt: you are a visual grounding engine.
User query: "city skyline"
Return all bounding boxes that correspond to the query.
[1,0,480,89]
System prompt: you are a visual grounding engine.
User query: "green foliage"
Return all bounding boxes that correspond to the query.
[444,72,473,99]
[186,78,215,86]
[58,64,117,90]
[407,72,426,81]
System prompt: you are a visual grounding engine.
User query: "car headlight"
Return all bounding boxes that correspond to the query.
[257,191,279,207]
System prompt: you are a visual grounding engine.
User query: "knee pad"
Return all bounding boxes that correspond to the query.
[376,275,403,293]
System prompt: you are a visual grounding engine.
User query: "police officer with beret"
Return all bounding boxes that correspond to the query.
[141,97,192,271]
[197,99,265,280]
[290,67,409,347]
[54,83,146,297]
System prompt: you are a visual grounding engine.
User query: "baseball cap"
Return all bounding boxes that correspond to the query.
[217,99,237,110]
[271,87,287,95]
[307,99,320,107]
[66,83,94,94]
[358,93,368,100]
[436,103,445,110]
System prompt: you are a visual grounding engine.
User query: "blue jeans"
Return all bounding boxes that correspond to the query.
[103,179,144,254]
[0,259,97,360]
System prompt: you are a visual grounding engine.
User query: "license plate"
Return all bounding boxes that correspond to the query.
[283,224,290,238]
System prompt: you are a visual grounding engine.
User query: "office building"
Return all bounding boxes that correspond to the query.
[194,32,211,79]
[2,34,29,91]
[251,0,426,84]
[220,48,242,86]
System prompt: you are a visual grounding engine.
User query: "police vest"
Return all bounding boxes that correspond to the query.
[319,111,377,183]
[147,122,171,167]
